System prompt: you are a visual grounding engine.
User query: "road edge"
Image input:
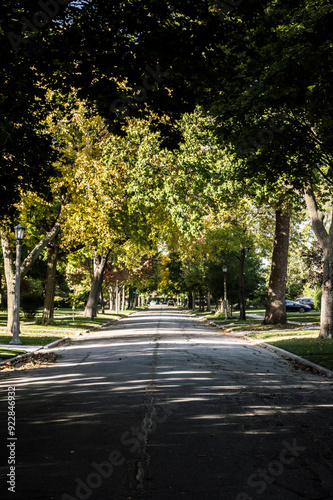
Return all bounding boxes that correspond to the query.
[188,311,333,379]
[245,335,333,379]
[0,311,137,368]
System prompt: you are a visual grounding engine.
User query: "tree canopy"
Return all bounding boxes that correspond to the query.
[1,0,333,336]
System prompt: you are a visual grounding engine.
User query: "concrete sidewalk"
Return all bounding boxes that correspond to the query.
[0,344,41,352]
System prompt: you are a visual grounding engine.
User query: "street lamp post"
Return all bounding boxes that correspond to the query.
[115,280,119,314]
[222,265,228,320]
[10,224,25,345]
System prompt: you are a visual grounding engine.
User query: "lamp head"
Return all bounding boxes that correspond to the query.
[14,224,25,242]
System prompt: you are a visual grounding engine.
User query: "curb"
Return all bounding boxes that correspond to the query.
[0,348,43,368]
[245,336,333,379]
[0,337,72,368]
[43,337,72,349]
[75,310,138,336]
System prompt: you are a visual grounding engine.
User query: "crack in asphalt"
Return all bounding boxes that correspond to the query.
[128,313,161,496]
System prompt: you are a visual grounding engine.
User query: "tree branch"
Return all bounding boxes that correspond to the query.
[303,184,328,251]
[20,211,63,279]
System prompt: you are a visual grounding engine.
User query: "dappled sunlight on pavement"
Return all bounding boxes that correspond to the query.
[0,308,332,499]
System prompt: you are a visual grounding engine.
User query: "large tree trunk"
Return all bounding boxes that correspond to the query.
[109,286,114,311]
[320,253,333,339]
[1,217,62,334]
[239,246,246,321]
[83,249,110,318]
[122,285,125,311]
[263,209,291,325]
[304,185,333,338]
[41,237,59,325]
[100,289,105,314]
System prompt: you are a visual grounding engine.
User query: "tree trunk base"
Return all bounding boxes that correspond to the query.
[318,333,333,339]
[264,209,290,325]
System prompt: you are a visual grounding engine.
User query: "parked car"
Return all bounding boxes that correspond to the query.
[296,297,314,309]
[285,300,311,313]
[168,300,174,306]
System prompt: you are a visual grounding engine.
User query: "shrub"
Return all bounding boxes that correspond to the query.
[20,293,43,319]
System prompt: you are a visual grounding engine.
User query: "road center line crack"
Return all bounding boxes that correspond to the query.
[131,342,160,493]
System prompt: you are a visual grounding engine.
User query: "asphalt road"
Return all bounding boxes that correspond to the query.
[1,307,333,500]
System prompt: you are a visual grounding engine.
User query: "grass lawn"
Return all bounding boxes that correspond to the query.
[0,308,141,347]
[267,337,333,371]
[192,308,333,373]
[246,329,333,372]
[286,312,320,325]
[0,348,27,361]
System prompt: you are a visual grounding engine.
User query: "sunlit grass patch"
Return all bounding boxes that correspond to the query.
[248,330,319,341]
[268,337,333,372]
[0,348,27,361]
